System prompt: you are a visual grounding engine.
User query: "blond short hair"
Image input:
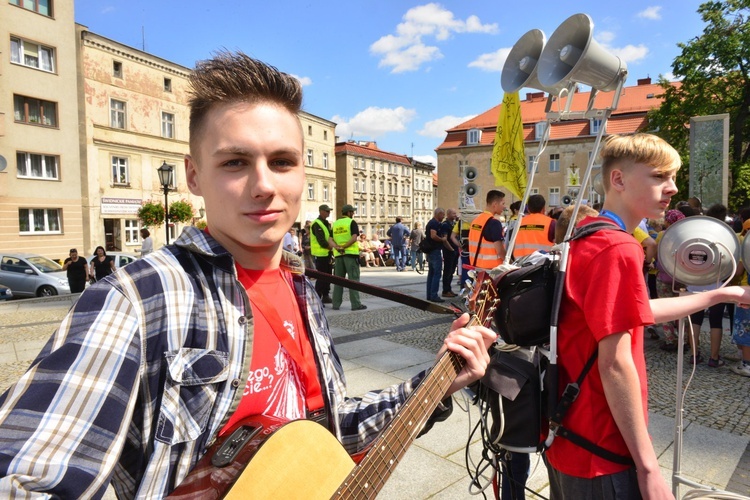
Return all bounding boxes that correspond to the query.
[600,134,681,191]
[555,205,599,243]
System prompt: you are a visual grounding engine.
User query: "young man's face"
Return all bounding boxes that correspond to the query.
[186,101,304,266]
[617,162,678,220]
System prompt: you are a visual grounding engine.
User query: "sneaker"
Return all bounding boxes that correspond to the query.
[322,295,333,304]
[731,362,750,377]
[707,356,725,368]
[352,304,368,311]
[647,326,660,340]
[428,297,445,303]
[442,291,457,298]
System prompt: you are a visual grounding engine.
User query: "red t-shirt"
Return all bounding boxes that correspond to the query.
[220,266,310,434]
[546,217,654,478]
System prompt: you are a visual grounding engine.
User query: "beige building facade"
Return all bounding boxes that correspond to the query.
[77,28,200,254]
[335,141,420,238]
[0,0,84,258]
[410,158,435,230]
[299,112,336,226]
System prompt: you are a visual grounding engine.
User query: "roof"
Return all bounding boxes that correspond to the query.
[436,79,678,151]
[335,141,411,165]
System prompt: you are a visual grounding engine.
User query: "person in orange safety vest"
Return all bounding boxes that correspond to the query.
[467,190,507,270]
[513,194,555,259]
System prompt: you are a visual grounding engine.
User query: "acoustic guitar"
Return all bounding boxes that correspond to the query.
[169,272,498,499]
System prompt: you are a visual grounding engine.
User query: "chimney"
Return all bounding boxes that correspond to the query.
[526,91,545,102]
[637,77,652,86]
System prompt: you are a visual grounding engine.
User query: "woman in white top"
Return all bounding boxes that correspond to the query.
[140,228,154,256]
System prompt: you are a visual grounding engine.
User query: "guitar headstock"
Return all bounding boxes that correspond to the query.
[465,270,499,329]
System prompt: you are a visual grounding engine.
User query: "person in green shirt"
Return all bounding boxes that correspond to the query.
[329,204,366,311]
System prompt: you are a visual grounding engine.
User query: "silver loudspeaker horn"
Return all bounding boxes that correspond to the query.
[501,29,568,94]
[657,215,740,286]
[463,166,478,182]
[537,13,627,92]
[462,182,479,198]
[592,172,605,196]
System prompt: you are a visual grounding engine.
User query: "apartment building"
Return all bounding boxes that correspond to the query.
[335,141,419,238]
[436,78,672,213]
[76,28,199,253]
[1,0,84,257]
[410,157,435,230]
[299,112,336,225]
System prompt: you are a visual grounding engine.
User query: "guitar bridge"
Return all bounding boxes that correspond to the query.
[211,424,262,468]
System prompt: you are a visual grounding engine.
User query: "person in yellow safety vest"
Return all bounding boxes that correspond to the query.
[310,204,334,304]
[329,204,367,311]
[513,194,555,259]
[468,190,507,270]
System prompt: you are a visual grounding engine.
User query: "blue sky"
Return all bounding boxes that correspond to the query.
[74,1,707,166]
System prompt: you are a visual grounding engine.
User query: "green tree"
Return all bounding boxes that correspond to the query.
[647,0,750,209]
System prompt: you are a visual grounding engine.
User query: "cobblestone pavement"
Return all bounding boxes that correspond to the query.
[2,287,750,439]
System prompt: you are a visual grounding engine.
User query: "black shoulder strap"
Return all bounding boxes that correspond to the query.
[569,220,626,242]
[471,219,491,267]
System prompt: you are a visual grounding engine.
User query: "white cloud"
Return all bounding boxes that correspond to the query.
[332,106,417,139]
[609,44,649,64]
[418,114,476,137]
[468,48,511,72]
[638,6,662,20]
[370,3,498,73]
[290,74,312,87]
[597,31,616,44]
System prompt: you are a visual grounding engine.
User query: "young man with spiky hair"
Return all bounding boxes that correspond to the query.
[0,52,496,497]
[546,134,750,499]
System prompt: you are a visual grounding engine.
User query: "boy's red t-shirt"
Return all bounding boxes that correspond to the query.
[220,265,311,433]
[546,217,654,478]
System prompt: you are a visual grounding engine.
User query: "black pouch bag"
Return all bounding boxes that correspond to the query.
[494,258,557,346]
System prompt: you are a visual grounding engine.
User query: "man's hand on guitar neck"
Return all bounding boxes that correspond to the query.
[440,313,497,396]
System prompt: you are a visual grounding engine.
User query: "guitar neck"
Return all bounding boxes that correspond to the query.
[335,349,465,498]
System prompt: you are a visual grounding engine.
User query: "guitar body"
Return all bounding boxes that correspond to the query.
[169,415,354,499]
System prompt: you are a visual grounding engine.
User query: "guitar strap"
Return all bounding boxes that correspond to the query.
[246,285,325,414]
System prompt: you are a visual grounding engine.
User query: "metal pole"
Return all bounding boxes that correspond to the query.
[164,186,170,245]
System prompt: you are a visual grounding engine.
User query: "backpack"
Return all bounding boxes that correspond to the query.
[492,220,624,347]
[418,236,435,254]
[479,219,635,463]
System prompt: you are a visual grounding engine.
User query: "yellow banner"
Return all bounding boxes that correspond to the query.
[490,91,527,199]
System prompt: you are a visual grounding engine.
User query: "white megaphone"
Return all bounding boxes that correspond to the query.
[462,182,479,197]
[537,13,627,92]
[501,29,568,94]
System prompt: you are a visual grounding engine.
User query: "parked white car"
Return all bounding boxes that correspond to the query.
[0,253,70,297]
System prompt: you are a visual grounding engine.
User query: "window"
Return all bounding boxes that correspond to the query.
[361,203,367,216]
[370,160,375,171]
[527,155,538,174]
[322,152,329,170]
[380,181,384,193]
[113,60,123,78]
[548,187,560,207]
[354,179,359,193]
[124,220,140,244]
[112,156,129,185]
[13,94,56,126]
[467,128,481,145]
[16,152,58,179]
[323,130,328,141]
[379,162,384,173]
[10,0,52,16]
[530,188,539,195]
[163,78,172,92]
[590,118,604,135]
[370,179,375,193]
[19,208,61,234]
[307,183,314,199]
[549,153,560,173]
[161,112,174,139]
[535,122,547,140]
[307,125,312,136]
[323,184,329,201]
[306,149,313,166]
[10,36,54,72]
[388,163,392,174]
[354,202,359,215]
[110,99,126,129]
[370,202,375,215]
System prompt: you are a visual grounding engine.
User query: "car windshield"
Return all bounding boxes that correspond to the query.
[27,256,63,273]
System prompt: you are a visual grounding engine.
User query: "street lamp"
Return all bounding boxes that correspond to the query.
[157,161,174,245]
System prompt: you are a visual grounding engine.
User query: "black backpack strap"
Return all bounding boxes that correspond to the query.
[471,220,491,267]
[549,348,636,466]
[568,220,626,242]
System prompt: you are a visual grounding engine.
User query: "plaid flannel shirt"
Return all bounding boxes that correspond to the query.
[0,227,424,498]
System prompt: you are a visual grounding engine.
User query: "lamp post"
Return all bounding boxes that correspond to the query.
[157,162,174,245]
